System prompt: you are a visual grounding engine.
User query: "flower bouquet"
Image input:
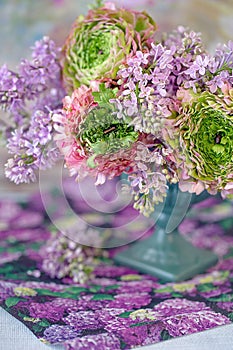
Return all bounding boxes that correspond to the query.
[1,0,232,280]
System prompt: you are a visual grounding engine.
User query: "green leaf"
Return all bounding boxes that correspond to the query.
[223,248,233,259]
[4,273,29,280]
[35,288,57,296]
[0,265,14,274]
[197,283,215,292]
[228,313,233,321]
[154,286,173,294]
[64,286,88,294]
[18,311,28,319]
[160,329,173,341]
[89,0,104,10]
[105,285,120,291]
[171,292,183,298]
[5,297,25,308]
[92,83,118,106]
[35,288,78,299]
[91,294,115,301]
[221,219,233,231]
[130,321,152,327]
[118,311,132,318]
[208,294,233,302]
[32,324,44,333]
[38,319,51,327]
[89,286,102,293]
[7,244,26,253]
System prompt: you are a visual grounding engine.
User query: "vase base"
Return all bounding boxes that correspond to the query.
[114,233,218,282]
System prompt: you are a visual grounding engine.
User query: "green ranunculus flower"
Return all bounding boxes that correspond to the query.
[79,103,138,168]
[171,90,233,194]
[62,3,157,90]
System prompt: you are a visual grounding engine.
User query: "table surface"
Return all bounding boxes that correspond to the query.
[1,308,233,350]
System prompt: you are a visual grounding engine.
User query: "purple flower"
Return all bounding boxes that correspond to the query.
[163,310,231,337]
[65,333,121,350]
[94,265,137,278]
[0,65,25,113]
[0,201,21,222]
[29,302,66,322]
[62,311,103,331]
[0,36,65,184]
[5,157,37,185]
[66,295,111,312]
[185,55,210,78]
[20,281,65,291]
[0,281,17,302]
[207,70,231,93]
[117,280,157,294]
[211,258,233,271]
[48,298,80,310]
[107,293,152,310]
[153,298,209,317]
[119,323,162,347]
[217,302,233,312]
[0,228,50,242]
[0,252,22,266]
[95,308,135,332]
[43,325,81,344]
[10,211,44,229]
[199,286,232,298]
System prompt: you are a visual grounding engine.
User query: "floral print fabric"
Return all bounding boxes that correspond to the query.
[0,195,233,350]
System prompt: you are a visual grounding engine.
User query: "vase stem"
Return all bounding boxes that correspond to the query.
[114,184,218,281]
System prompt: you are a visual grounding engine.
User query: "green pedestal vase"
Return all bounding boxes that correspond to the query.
[114,184,218,282]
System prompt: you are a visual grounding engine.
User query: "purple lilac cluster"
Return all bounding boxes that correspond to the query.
[112,27,233,215]
[43,324,80,344]
[0,37,65,184]
[39,231,106,284]
[111,27,206,210]
[115,27,233,130]
[114,27,205,133]
[65,333,121,350]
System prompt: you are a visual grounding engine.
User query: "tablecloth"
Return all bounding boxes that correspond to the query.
[0,187,233,350]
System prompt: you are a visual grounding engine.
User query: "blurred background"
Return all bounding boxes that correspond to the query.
[1,0,233,68]
[0,0,233,197]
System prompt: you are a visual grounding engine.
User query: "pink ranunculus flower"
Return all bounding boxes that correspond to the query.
[53,85,139,183]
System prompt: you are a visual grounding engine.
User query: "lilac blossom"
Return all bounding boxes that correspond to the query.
[28,301,66,322]
[163,310,230,337]
[114,27,207,136]
[0,36,65,184]
[107,292,152,310]
[66,295,111,312]
[94,265,137,278]
[153,298,209,317]
[94,308,137,333]
[0,252,22,265]
[119,323,162,347]
[117,279,157,294]
[111,26,210,215]
[65,333,121,350]
[0,281,17,302]
[43,325,81,344]
[198,285,232,299]
[39,231,105,284]
[217,302,233,312]
[62,311,103,330]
